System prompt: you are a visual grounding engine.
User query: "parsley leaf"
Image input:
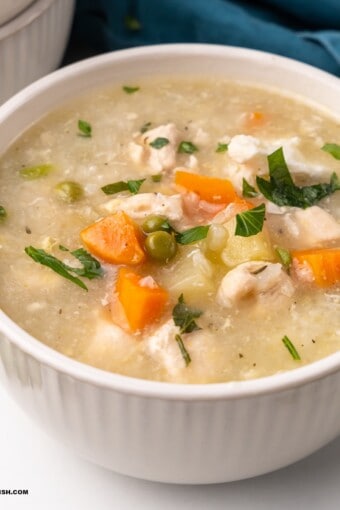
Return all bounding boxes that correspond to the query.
[282,335,301,360]
[149,137,169,149]
[235,203,265,237]
[322,143,340,160]
[178,141,198,154]
[175,225,210,244]
[216,142,229,153]
[0,205,7,220]
[172,294,202,334]
[256,147,340,208]
[140,121,152,134]
[20,164,53,179]
[175,334,192,366]
[123,85,140,94]
[66,248,103,279]
[25,247,88,290]
[78,120,92,138]
[101,179,145,195]
[25,245,103,290]
[242,178,259,198]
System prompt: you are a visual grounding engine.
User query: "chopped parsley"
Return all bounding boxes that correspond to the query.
[149,137,169,149]
[173,294,202,334]
[101,179,145,195]
[0,205,7,220]
[282,335,301,360]
[242,178,259,198]
[178,141,198,154]
[140,121,152,134]
[123,85,140,94]
[235,203,265,237]
[20,164,53,179]
[25,246,103,290]
[175,225,210,245]
[322,143,340,160]
[175,334,191,366]
[256,147,340,208]
[78,119,92,138]
[216,142,229,153]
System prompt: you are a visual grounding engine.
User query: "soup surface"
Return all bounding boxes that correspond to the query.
[0,77,339,383]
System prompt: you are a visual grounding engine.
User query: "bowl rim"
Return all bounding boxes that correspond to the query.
[0,43,340,401]
[0,0,56,40]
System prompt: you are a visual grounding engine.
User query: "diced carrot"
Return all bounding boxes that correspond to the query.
[111,268,168,332]
[80,211,145,265]
[292,248,340,287]
[175,170,239,204]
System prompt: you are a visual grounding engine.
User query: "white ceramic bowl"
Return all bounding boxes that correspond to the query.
[0,0,36,26]
[0,44,339,484]
[0,0,75,104]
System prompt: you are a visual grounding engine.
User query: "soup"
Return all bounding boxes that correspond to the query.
[0,77,339,383]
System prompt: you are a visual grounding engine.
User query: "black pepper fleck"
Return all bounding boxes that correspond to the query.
[25,226,32,234]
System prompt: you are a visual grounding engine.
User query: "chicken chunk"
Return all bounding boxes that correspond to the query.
[129,123,181,173]
[101,192,183,221]
[145,320,185,378]
[268,205,340,250]
[217,261,295,308]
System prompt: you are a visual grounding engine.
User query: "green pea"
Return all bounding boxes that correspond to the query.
[142,215,170,234]
[145,231,177,262]
[54,181,83,203]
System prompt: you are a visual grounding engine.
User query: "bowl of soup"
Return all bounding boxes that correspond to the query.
[0,44,339,484]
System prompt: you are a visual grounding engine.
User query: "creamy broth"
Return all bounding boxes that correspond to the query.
[0,77,339,383]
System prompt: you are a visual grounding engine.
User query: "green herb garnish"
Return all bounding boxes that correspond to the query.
[0,205,7,220]
[216,142,229,153]
[123,85,140,94]
[124,15,142,31]
[151,174,162,182]
[140,121,152,134]
[175,334,192,366]
[20,164,53,179]
[101,179,145,195]
[322,143,340,160]
[235,203,265,237]
[276,247,292,270]
[78,119,92,138]
[173,294,202,334]
[61,246,103,279]
[172,295,203,367]
[175,225,210,245]
[256,147,340,208]
[25,246,103,290]
[178,141,198,154]
[149,137,169,149]
[282,335,301,360]
[242,178,259,198]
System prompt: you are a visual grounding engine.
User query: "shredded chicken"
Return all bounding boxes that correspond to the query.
[217,261,295,308]
[129,123,181,173]
[101,192,183,221]
[268,205,340,250]
[145,320,185,377]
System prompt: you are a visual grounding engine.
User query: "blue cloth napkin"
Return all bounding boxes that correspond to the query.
[73,0,340,75]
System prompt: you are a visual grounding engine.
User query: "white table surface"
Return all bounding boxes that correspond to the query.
[0,384,340,510]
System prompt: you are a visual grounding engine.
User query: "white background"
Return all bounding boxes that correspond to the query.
[0,384,340,510]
